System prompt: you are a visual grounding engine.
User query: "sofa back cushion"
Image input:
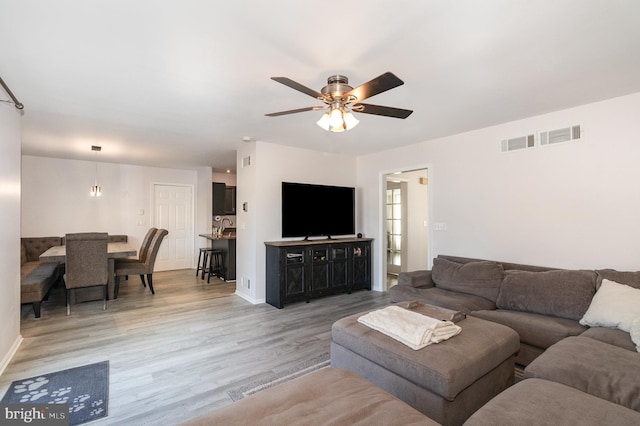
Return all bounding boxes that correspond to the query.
[596,269,640,290]
[21,237,63,262]
[431,257,504,302]
[496,269,597,320]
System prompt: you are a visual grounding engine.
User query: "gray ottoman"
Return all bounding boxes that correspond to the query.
[331,311,520,426]
[464,378,640,425]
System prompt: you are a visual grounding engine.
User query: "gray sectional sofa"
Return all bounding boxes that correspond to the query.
[390,255,638,365]
[390,254,640,422]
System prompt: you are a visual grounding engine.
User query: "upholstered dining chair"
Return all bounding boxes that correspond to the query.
[64,232,109,315]
[115,227,157,287]
[114,228,168,298]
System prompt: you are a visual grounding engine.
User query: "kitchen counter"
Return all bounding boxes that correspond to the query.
[199,233,236,281]
[199,233,236,240]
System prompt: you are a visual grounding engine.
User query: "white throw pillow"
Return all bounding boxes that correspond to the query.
[579,279,640,332]
[631,317,640,352]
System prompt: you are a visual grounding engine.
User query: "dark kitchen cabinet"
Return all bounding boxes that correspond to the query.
[213,182,236,215]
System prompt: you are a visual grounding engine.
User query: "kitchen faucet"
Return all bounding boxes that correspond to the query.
[220,217,233,234]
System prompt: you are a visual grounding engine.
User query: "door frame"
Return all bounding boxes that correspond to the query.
[378,165,432,290]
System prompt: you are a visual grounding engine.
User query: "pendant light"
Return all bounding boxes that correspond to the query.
[90,145,102,197]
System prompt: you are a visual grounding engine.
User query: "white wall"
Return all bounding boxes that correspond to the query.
[235,142,257,302]
[358,92,640,291]
[196,166,213,251]
[0,102,22,374]
[212,171,237,187]
[235,141,357,303]
[22,156,204,269]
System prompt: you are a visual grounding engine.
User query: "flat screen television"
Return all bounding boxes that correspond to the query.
[281,182,355,239]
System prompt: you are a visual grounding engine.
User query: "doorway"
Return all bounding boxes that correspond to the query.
[153,184,194,271]
[384,169,429,288]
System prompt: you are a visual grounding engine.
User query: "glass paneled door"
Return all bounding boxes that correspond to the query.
[386,181,405,276]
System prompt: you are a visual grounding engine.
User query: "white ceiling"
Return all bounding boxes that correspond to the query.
[2,1,640,171]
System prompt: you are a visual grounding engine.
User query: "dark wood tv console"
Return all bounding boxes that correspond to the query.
[265,238,372,309]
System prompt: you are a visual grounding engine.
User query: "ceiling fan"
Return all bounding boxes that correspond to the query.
[265,72,413,133]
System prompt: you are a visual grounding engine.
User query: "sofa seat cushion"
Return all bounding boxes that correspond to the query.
[332,313,519,400]
[496,269,597,320]
[21,261,58,303]
[21,261,42,280]
[464,378,640,426]
[579,326,636,352]
[184,367,437,426]
[524,336,640,411]
[398,270,434,288]
[390,286,496,313]
[432,258,504,302]
[470,309,587,349]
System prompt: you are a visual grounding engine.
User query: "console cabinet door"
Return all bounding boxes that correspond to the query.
[283,247,306,303]
[309,246,330,297]
[350,241,371,291]
[331,245,349,292]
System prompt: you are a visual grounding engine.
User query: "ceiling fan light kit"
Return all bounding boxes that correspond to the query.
[316,104,359,132]
[266,72,412,133]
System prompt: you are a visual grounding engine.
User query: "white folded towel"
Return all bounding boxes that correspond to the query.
[357,306,462,350]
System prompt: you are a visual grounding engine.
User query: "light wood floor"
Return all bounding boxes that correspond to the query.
[3,270,390,425]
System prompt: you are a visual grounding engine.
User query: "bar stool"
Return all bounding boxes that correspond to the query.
[197,247,214,280]
[207,250,225,283]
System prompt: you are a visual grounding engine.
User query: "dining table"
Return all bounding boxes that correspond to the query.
[40,242,137,302]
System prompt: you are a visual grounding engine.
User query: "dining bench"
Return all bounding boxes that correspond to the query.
[21,237,63,318]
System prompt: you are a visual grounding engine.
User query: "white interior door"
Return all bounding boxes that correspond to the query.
[154,184,193,271]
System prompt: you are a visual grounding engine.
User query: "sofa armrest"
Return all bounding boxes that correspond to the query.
[397,270,434,288]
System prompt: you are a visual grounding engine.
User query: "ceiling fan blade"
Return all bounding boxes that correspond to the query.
[343,72,405,103]
[265,106,326,117]
[271,77,324,99]
[354,103,413,119]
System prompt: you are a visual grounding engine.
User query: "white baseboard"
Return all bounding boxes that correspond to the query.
[0,334,23,377]
[233,290,265,305]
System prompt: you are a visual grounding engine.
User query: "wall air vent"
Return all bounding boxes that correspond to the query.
[501,134,535,153]
[540,125,581,146]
